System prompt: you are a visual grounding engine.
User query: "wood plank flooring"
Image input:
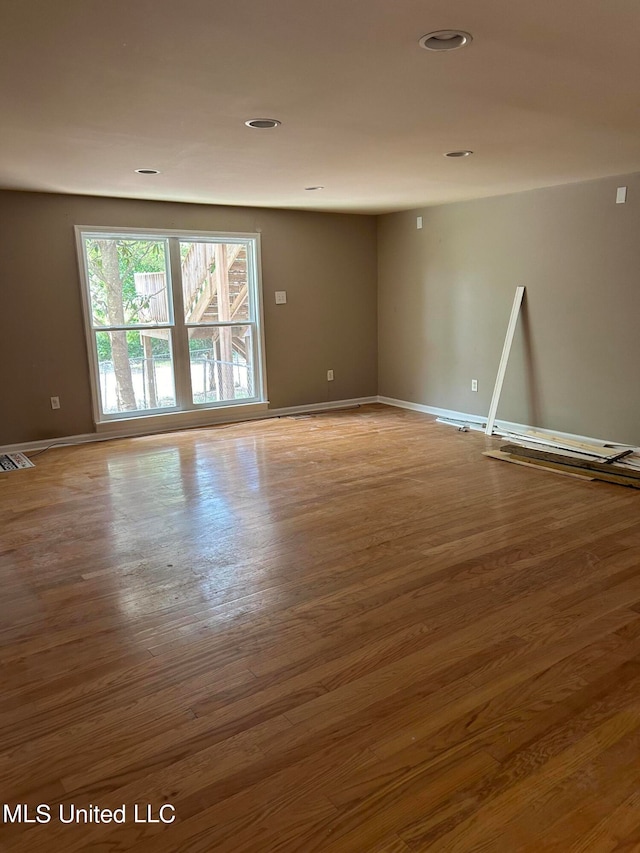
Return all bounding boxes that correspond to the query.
[1,403,640,851]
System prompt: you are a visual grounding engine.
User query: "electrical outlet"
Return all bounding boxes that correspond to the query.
[50,396,60,409]
[471,380,478,392]
[274,291,287,304]
[327,369,334,381]
[416,216,423,229]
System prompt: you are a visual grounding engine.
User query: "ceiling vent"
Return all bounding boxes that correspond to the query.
[245,118,281,129]
[419,30,472,51]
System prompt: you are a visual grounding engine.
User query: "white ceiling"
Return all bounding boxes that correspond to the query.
[2,0,640,214]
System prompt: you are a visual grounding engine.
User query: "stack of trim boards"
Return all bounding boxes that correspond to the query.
[484,430,640,489]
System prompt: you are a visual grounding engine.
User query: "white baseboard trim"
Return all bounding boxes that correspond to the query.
[0,396,380,456]
[377,396,633,449]
[4,394,626,456]
[377,396,482,423]
[267,396,379,419]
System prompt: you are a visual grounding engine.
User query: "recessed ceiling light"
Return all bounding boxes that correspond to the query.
[245,118,281,129]
[135,168,160,175]
[304,186,324,191]
[444,150,474,158]
[419,30,472,51]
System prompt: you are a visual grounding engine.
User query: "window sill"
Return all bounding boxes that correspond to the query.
[94,402,270,437]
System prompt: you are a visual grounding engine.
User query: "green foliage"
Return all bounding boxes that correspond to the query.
[86,238,167,326]
[96,331,112,361]
[96,331,172,364]
[88,238,174,365]
[189,337,214,354]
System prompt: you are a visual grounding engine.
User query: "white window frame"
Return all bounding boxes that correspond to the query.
[75,226,268,429]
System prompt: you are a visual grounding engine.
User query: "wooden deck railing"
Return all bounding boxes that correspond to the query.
[182,242,218,319]
[135,242,245,326]
[133,272,169,323]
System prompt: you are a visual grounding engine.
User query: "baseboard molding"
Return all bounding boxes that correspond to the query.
[377,397,481,423]
[267,396,379,419]
[377,396,632,449]
[0,396,379,455]
[3,394,625,457]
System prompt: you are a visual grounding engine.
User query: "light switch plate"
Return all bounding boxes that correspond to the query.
[275,291,287,304]
[616,186,627,204]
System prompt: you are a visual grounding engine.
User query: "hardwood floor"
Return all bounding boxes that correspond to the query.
[1,403,640,852]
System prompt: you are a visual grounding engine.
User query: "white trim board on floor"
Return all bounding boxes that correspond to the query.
[0,397,379,455]
[377,395,633,451]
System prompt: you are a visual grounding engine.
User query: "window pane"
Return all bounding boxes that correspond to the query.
[189,326,254,404]
[85,237,170,327]
[95,330,176,414]
[180,241,250,324]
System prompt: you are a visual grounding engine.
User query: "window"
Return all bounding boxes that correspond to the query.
[76,228,266,423]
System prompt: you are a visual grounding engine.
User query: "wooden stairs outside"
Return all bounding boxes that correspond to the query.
[135,243,250,358]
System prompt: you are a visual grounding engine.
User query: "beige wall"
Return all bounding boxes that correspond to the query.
[4,173,640,447]
[0,191,377,445]
[378,173,640,445]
